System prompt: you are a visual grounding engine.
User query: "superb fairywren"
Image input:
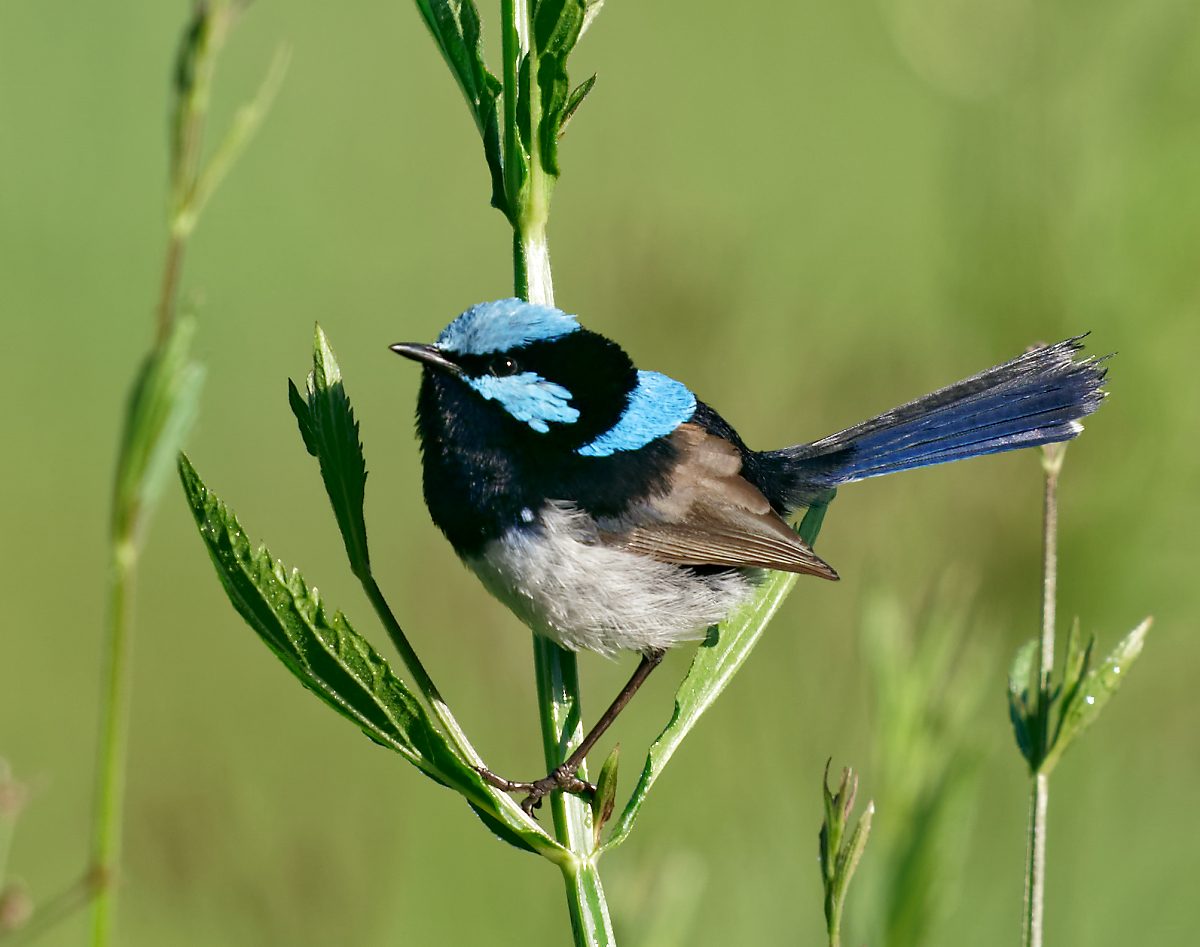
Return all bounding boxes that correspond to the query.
[392,298,1106,810]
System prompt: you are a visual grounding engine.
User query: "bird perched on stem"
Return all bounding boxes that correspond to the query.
[392,298,1107,812]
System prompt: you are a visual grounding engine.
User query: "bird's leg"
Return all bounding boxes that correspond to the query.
[476,648,667,816]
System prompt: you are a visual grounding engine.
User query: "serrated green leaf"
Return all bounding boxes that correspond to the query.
[591,744,620,846]
[1040,617,1152,774]
[414,0,507,215]
[177,454,566,859]
[112,317,203,548]
[288,325,371,578]
[558,73,595,139]
[181,453,428,763]
[1007,637,1038,767]
[600,497,834,853]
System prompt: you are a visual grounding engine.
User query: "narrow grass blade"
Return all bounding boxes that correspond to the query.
[288,324,370,577]
[601,499,833,853]
[178,454,565,859]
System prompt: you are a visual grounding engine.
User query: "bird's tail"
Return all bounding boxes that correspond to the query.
[762,337,1108,508]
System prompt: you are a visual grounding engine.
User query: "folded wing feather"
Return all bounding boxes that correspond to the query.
[599,423,838,580]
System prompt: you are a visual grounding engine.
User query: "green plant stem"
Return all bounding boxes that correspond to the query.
[501,2,609,934]
[156,234,186,346]
[1024,774,1048,947]
[534,641,613,943]
[89,10,232,939]
[1024,446,1063,947]
[361,575,481,764]
[358,575,565,850]
[89,543,135,946]
[521,263,612,944]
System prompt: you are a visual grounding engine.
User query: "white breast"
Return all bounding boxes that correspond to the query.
[466,501,754,656]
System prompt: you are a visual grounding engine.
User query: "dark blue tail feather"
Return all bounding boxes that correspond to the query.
[763,337,1108,508]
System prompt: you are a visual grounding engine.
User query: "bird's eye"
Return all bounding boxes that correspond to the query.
[490,355,520,377]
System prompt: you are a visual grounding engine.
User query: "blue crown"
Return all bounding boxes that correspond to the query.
[437,298,581,356]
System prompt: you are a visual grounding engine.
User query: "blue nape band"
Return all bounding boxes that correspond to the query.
[578,371,695,456]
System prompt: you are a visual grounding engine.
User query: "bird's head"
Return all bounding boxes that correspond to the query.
[393,299,651,456]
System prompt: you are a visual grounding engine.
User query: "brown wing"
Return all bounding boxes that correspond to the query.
[599,423,839,580]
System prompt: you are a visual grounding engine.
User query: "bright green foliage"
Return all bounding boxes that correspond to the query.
[1009,617,1152,775]
[529,0,588,175]
[601,497,833,853]
[819,763,874,947]
[288,324,371,579]
[1040,618,1152,775]
[413,0,599,223]
[111,317,203,550]
[177,454,564,861]
[180,453,439,767]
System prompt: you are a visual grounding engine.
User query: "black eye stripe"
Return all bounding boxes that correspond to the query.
[455,353,522,377]
[491,355,520,376]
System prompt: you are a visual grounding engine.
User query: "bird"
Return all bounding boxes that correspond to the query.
[391,298,1107,811]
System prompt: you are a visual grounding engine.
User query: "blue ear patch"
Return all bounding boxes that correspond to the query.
[577,371,696,456]
[438,298,580,355]
[468,372,581,433]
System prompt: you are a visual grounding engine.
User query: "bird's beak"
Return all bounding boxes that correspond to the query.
[389,342,464,377]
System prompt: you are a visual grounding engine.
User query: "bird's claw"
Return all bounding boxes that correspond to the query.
[475,764,594,819]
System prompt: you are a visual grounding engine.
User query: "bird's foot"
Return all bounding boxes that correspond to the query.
[475,764,595,817]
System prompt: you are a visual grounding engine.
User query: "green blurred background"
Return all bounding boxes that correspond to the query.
[2,1,1198,944]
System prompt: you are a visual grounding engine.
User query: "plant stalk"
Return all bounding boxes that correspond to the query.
[1023,445,1064,947]
[534,640,614,944]
[501,1,610,936]
[89,10,239,941]
[361,575,483,766]
[520,239,611,944]
[89,542,135,946]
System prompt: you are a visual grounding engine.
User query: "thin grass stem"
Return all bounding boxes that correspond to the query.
[88,545,134,947]
[361,575,482,766]
[1023,444,1064,947]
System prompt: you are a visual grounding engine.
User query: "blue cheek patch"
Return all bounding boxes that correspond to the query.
[469,372,581,433]
[577,371,696,456]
